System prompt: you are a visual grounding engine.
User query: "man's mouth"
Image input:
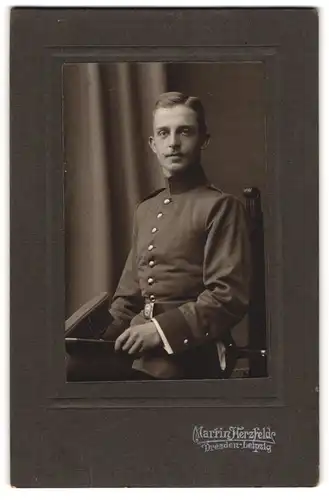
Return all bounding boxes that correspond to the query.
[166,153,183,158]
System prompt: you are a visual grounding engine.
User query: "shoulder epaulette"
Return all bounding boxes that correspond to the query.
[207,184,223,194]
[138,188,166,205]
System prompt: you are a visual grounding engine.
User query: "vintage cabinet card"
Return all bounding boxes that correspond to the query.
[10,8,318,487]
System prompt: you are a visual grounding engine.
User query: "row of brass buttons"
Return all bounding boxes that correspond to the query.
[148,197,189,346]
[147,197,172,301]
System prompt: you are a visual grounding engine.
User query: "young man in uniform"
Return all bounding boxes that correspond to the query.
[103,92,250,380]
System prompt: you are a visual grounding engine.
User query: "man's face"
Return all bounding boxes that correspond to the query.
[149,105,209,177]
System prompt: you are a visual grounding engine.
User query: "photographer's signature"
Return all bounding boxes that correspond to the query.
[193,425,276,453]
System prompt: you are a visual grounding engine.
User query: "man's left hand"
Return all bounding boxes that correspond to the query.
[115,322,162,355]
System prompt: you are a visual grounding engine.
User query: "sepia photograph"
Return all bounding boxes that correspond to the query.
[10,8,318,487]
[63,62,268,382]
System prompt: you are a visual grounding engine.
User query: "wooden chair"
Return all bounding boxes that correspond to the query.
[234,187,268,377]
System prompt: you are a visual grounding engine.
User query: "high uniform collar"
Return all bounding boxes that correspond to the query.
[164,164,208,195]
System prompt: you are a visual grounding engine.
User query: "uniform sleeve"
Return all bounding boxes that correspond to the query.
[153,195,251,353]
[102,213,143,340]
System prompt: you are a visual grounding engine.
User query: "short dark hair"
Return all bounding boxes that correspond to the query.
[153,92,208,135]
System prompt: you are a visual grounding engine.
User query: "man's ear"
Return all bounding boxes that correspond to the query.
[148,136,157,154]
[201,133,211,150]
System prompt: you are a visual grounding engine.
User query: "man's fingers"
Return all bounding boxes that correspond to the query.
[121,335,136,352]
[115,330,131,351]
[128,339,143,355]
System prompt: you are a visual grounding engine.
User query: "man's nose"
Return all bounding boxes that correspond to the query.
[168,132,180,148]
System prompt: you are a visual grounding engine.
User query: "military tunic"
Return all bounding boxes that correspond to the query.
[103,165,250,379]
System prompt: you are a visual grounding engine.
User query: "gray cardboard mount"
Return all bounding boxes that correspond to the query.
[10,8,318,487]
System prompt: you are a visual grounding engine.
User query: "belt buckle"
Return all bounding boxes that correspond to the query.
[144,302,154,319]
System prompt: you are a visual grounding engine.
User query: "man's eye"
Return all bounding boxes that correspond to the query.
[181,129,192,136]
[158,130,168,137]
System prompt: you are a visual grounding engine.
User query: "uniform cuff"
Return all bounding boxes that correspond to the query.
[151,318,173,354]
[154,308,194,353]
[216,341,226,371]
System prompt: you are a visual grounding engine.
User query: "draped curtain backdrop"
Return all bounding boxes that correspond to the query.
[64,63,167,316]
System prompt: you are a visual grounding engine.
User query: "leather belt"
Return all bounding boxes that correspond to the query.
[143,300,186,320]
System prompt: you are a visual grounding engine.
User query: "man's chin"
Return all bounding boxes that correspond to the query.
[162,161,189,176]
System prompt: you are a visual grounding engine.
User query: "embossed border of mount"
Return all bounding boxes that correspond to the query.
[42,45,283,409]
